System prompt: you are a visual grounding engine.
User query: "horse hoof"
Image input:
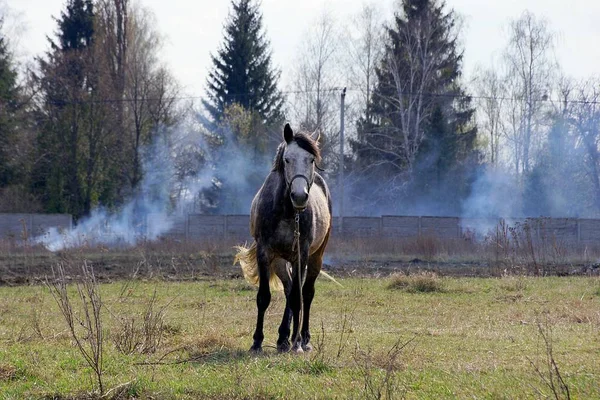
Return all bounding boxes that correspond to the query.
[249,345,263,353]
[291,343,304,354]
[277,341,291,353]
[302,343,313,352]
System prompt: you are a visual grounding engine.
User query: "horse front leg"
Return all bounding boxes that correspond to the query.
[273,259,292,353]
[251,244,271,353]
[301,269,319,352]
[290,246,309,353]
[302,234,329,352]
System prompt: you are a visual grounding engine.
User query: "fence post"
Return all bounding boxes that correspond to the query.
[29,214,34,239]
[185,214,190,241]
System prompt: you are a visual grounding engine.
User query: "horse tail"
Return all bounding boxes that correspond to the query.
[234,242,283,291]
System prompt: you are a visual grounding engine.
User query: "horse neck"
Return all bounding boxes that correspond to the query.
[275,170,297,219]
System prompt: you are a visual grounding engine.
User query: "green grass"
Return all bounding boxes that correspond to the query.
[0,275,599,399]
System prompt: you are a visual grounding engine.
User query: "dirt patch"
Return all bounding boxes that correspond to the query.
[0,363,17,381]
[0,251,236,286]
[0,247,598,287]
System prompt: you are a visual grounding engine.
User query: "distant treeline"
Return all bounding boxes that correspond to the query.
[1,0,600,221]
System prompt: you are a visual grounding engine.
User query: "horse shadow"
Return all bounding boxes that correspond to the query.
[186,345,278,365]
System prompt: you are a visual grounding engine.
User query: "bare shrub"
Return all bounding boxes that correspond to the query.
[499,275,528,292]
[0,363,17,381]
[336,305,355,359]
[523,223,541,275]
[46,262,105,396]
[413,236,439,261]
[14,291,45,343]
[352,337,414,400]
[387,272,444,293]
[527,316,571,400]
[111,288,173,355]
[308,305,355,371]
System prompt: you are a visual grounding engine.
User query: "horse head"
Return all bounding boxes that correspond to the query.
[282,123,321,211]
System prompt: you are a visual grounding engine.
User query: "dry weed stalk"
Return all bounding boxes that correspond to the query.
[111,287,172,355]
[352,336,414,400]
[46,262,105,396]
[527,317,571,400]
[336,305,355,359]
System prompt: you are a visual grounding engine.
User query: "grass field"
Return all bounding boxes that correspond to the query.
[0,271,599,399]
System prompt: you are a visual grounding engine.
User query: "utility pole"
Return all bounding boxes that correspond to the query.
[339,87,346,234]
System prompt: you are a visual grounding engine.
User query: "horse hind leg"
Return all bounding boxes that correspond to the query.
[251,245,272,352]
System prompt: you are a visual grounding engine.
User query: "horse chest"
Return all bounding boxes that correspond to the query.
[272,220,297,251]
[269,219,313,258]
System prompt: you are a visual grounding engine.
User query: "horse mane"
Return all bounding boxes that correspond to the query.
[272,132,322,172]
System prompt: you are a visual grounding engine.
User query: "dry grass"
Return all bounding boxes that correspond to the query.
[387,271,445,293]
[0,276,599,398]
[0,364,17,381]
[498,274,528,292]
[110,288,172,355]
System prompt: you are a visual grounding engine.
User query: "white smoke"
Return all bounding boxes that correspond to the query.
[34,118,273,251]
[35,136,178,251]
[459,166,522,235]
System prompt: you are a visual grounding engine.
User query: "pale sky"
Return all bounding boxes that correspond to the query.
[8,0,600,97]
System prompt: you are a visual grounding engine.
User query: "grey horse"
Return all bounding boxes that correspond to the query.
[235,123,332,353]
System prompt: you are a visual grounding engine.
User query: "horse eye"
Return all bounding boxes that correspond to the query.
[285,158,290,163]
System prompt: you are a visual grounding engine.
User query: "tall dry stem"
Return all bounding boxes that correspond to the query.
[527,316,571,400]
[46,262,105,395]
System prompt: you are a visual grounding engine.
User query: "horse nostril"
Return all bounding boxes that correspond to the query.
[291,191,308,204]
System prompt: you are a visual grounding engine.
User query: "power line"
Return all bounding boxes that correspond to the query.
[34,86,600,106]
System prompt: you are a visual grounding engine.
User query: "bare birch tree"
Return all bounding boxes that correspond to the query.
[124,4,179,188]
[372,6,464,173]
[344,3,384,126]
[503,11,555,176]
[288,9,341,165]
[568,80,600,212]
[473,66,505,166]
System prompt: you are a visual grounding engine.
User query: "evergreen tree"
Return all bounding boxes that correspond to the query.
[32,0,95,217]
[0,26,20,187]
[203,0,284,125]
[353,0,478,213]
[199,0,284,213]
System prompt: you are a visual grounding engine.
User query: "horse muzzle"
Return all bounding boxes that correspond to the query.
[290,188,309,210]
[289,175,311,211]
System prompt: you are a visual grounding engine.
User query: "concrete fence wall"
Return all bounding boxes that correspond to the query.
[1,213,599,245]
[0,213,72,239]
[171,214,600,244]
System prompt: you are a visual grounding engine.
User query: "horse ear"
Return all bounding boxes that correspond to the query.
[310,129,321,143]
[284,123,293,143]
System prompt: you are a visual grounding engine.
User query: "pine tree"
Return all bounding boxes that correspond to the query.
[198,0,284,213]
[0,28,20,187]
[32,0,95,217]
[203,0,284,125]
[353,0,478,213]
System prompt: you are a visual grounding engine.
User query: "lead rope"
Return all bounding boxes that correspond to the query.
[293,211,304,347]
